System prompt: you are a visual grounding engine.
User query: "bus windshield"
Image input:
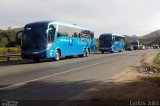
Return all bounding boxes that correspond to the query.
[99,34,112,47]
[131,42,138,45]
[22,26,47,49]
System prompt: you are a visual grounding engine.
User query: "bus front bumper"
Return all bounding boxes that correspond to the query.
[99,47,111,52]
[21,50,47,59]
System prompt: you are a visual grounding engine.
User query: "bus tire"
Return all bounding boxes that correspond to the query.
[101,50,104,54]
[55,50,60,61]
[82,49,86,57]
[86,48,89,57]
[79,49,87,57]
[33,58,40,63]
[81,49,87,57]
[110,51,114,53]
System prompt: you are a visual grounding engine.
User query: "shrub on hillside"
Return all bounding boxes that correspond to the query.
[0,47,20,55]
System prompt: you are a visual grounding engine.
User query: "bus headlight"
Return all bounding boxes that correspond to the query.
[47,44,52,50]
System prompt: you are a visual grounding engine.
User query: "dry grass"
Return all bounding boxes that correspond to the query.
[71,69,160,101]
[70,53,160,101]
[92,70,160,100]
[155,53,160,64]
[0,47,20,55]
[0,57,23,63]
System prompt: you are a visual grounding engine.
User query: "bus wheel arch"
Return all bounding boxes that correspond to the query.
[87,48,90,54]
[55,49,61,61]
[83,49,86,57]
[101,50,105,54]
[57,49,61,57]
[86,48,89,56]
[83,48,89,57]
[33,58,40,63]
[110,50,114,53]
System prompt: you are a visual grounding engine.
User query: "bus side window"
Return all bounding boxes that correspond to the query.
[57,25,69,37]
[71,28,81,38]
[77,33,82,38]
[118,36,124,42]
[115,36,120,41]
[57,33,61,37]
[72,32,78,37]
[48,30,54,43]
[87,33,92,38]
[48,24,56,43]
[91,32,94,38]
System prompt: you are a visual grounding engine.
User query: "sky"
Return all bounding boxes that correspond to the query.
[1,0,160,37]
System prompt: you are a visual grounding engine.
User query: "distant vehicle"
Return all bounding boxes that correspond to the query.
[139,45,145,50]
[152,44,159,49]
[16,21,94,62]
[155,45,159,49]
[130,40,140,50]
[99,33,125,53]
[150,47,154,49]
[145,46,151,49]
[126,46,133,51]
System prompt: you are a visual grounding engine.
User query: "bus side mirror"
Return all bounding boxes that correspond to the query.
[16,30,23,46]
[57,33,61,38]
[91,33,94,38]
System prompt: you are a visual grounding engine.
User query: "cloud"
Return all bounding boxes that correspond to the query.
[1,0,160,37]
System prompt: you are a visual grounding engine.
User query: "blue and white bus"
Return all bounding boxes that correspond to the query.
[16,21,94,62]
[99,33,125,53]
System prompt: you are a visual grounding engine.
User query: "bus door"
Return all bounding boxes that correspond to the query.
[78,34,86,54]
[114,35,120,51]
[71,32,80,55]
[57,25,71,56]
[90,32,94,53]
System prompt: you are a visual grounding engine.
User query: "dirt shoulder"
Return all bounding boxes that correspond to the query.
[71,52,160,100]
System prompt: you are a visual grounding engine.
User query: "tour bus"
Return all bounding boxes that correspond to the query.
[130,40,140,50]
[99,33,125,53]
[16,21,94,62]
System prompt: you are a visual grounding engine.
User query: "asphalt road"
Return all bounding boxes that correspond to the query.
[0,49,159,101]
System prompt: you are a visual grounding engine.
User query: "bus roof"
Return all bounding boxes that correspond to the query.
[25,20,93,31]
[100,33,125,37]
[50,20,92,31]
[25,21,52,27]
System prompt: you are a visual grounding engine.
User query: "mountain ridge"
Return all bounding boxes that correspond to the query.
[139,30,160,45]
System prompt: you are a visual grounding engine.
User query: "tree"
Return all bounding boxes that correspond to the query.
[0,28,23,47]
[94,38,99,52]
[124,41,130,49]
[0,37,8,47]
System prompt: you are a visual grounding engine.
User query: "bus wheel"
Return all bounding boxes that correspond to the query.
[55,50,60,61]
[79,49,87,57]
[101,50,104,54]
[86,49,89,57]
[33,58,40,63]
[110,51,114,53]
[83,49,87,57]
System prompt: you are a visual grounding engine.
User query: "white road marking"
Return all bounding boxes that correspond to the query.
[0,55,126,90]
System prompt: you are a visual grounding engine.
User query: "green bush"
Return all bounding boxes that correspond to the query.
[0,37,8,47]
[155,53,160,64]
[94,38,99,52]
[8,48,21,54]
[0,28,23,47]
[0,48,8,54]
[0,47,20,55]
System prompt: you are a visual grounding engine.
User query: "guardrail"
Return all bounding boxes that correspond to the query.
[0,54,21,61]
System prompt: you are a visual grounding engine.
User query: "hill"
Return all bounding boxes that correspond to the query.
[139,30,160,46]
[0,28,23,47]
[0,27,160,47]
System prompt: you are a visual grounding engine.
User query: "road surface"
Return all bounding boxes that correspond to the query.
[0,50,158,102]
